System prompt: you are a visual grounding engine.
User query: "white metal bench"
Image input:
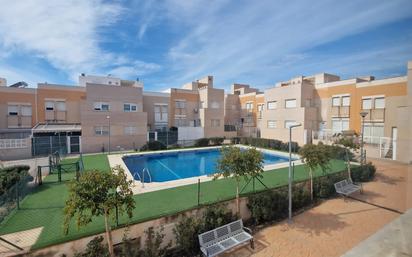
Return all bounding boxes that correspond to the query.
[198,219,254,257]
[334,179,363,196]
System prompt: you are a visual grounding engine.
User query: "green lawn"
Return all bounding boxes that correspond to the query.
[0,152,349,249]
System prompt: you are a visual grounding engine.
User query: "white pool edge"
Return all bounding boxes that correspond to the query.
[107,145,302,195]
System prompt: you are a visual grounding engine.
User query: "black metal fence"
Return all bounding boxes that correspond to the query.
[0,175,35,223]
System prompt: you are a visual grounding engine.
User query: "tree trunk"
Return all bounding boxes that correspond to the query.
[309,169,313,201]
[236,179,240,215]
[346,148,351,179]
[104,211,115,257]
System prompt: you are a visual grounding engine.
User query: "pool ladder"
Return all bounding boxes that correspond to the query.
[133,168,152,188]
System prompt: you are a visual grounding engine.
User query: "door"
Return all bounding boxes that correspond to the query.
[391,127,397,160]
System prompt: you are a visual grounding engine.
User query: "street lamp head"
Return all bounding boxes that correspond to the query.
[359,111,368,118]
[287,122,302,129]
[106,115,110,119]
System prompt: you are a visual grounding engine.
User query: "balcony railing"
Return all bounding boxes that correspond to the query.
[45,110,67,123]
[362,108,385,122]
[331,106,350,117]
[7,115,32,128]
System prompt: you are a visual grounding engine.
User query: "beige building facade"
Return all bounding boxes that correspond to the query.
[0,61,411,163]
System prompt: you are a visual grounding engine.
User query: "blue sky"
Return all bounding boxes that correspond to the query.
[0,0,412,91]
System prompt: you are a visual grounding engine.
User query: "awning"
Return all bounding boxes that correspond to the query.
[32,123,81,133]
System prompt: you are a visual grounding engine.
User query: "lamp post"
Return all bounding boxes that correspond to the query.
[288,122,301,223]
[106,115,111,155]
[359,111,368,165]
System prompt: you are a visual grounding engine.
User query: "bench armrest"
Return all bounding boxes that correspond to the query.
[200,246,208,256]
[243,226,253,235]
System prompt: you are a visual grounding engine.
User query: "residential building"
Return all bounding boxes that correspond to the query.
[0,61,411,164]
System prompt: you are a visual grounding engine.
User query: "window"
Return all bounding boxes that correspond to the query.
[7,105,18,116]
[332,97,340,107]
[267,120,277,128]
[124,103,138,112]
[211,101,220,109]
[364,123,384,144]
[124,126,137,135]
[94,102,110,111]
[284,120,296,128]
[94,126,109,136]
[257,104,264,111]
[342,96,350,107]
[21,106,32,116]
[374,97,385,109]
[175,118,186,127]
[211,119,220,127]
[285,99,297,108]
[56,101,66,111]
[154,104,168,122]
[175,100,186,109]
[362,98,372,109]
[45,101,54,111]
[245,102,253,110]
[267,101,277,110]
[331,118,349,133]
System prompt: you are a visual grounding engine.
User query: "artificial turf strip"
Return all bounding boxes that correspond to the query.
[0,153,348,249]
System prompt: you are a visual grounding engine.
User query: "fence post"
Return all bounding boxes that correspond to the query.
[115,192,119,227]
[48,155,52,173]
[75,162,80,181]
[197,179,200,206]
[37,166,42,185]
[16,181,20,210]
[58,164,62,182]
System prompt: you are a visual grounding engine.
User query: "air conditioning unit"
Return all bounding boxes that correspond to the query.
[193,108,198,113]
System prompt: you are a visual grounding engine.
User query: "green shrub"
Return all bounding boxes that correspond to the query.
[325,144,355,161]
[173,204,235,256]
[194,138,209,147]
[230,137,241,144]
[247,183,312,225]
[119,227,170,257]
[209,137,224,146]
[202,204,236,231]
[0,165,30,195]
[351,162,376,182]
[247,188,288,224]
[173,216,202,257]
[292,184,311,210]
[140,141,167,151]
[238,138,299,153]
[74,236,109,257]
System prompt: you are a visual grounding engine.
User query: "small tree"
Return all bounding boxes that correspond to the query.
[64,165,135,257]
[298,143,331,200]
[215,146,264,214]
[333,135,359,179]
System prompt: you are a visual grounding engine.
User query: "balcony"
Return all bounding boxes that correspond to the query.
[7,115,32,128]
[363,108,385,122]
[331,106,350,117]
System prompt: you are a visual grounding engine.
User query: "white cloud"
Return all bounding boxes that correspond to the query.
[157,0,412,87]
[0,0,160,83]
[108,60,161,79]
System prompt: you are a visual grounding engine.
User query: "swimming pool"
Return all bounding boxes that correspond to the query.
[123,148,292,183]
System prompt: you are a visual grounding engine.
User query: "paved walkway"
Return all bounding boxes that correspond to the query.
[342,208,412,257]
[222,159,412,257]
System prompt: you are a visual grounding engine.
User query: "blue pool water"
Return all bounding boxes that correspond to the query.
[123,148,291,182]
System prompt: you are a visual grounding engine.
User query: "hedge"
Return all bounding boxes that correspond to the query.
[235,137,300,153]
[248,162,376,225]
[0,165,30,195]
